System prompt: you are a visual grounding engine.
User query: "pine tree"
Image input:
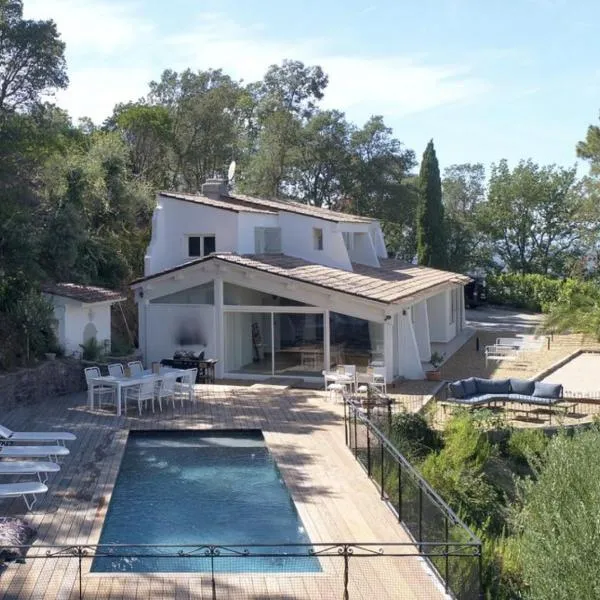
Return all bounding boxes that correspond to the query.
[416,140,447,268]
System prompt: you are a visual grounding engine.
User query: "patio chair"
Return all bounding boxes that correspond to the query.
[127,361,144,376]
[84,367,115,409]
[174,369,198,403]
[0,461,60,484]
[341,364,357,394]
[0,482,48,511]
[157,373,179,410]
[123,378,156,415]
[371,365,387,395]
[0,424,75,447]
[108,363,124,377]
[0,445,69,462]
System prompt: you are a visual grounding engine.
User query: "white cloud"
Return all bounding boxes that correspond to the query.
[21,5,490,124]
[24,0,153,55]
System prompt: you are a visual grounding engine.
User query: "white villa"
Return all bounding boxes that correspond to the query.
[131,178,469,383]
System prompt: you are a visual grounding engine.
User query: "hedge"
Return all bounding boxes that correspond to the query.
[486,274,587,313]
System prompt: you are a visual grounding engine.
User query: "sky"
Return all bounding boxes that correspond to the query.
[24,0,600,174]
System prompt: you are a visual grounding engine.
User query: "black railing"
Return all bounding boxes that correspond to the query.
[344,397,483,600]
[1,542,479,599]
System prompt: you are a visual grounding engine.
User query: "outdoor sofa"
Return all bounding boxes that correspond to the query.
[444,377,572,422]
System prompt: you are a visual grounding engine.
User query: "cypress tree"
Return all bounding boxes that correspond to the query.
[416,139,447,268]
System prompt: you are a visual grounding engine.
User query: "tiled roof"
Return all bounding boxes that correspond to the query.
[223,193,374,224]
[41,283,126,303]
[159,191,374,224]
[131,254,470,305]
[159,192,276,214]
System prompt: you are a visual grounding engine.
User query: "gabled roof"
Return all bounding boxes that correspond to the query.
[131,254,470,306]
[159,192,276,215]
[159,191,374,224]
[41,283,126,304]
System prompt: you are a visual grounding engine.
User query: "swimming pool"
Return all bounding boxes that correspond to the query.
[92,430,320,573]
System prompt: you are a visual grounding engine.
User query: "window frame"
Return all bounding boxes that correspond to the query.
[313,227,324,251]
[187,234,216,258]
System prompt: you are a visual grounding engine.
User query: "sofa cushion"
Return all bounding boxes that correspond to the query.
[474,378,511,395]
[509,378,535,396]
[533,381,563,399]
[448,381,465,399]
[461,377,478,397]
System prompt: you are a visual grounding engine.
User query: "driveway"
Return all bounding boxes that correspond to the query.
[466,306,544,333]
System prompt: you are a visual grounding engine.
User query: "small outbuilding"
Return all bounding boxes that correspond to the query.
[41,283,126,357]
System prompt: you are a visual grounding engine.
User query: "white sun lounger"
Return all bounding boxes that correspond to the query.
[0,461,60,484]
[0,445,69,462]
[0,481,48,510]
[0,424,76,446]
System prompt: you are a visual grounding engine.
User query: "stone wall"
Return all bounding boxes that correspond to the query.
[0,359,85,412]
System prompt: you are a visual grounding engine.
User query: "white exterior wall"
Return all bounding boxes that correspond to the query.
[395,312,424,379]
[279,213,352,269]
[427,289,461,343]
[145,195,239,276]
[143,304,216,366]
[412,301,431,361]
[369,223,388,258]
[46,295,112,355]
[237,213,280,253]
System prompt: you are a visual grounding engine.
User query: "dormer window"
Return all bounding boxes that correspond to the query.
[313,228,323,251]
[188,234,215,258]
[255,227,282,254]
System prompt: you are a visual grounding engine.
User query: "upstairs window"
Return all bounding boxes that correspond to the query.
[313,228,324,251]
[188,235,216,258]
[255,227,282,254]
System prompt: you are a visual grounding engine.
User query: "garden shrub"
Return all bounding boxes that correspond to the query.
[389,410,442,460]
[517,429,600,599]
[507,428,550,466]
[486,273,564,312]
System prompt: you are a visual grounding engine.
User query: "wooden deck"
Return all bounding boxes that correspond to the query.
[0,385,445,599]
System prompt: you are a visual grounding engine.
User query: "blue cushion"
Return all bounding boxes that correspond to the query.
[448,381,465,399]
[461,378,478,397]
[509,378,535,396]
[533,381,563,399]
[474,378,511,395]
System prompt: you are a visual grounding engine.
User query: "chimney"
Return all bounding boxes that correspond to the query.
[201,177,228,200]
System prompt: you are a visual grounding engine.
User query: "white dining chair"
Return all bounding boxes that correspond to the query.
[175,369,197,403]
[371,365,387,395]
[157,373,179,410]
[108,363,124,377]
[84,367,114,409]
[127,361,144,376]
[341,364,357,394]
[123,378,156,415]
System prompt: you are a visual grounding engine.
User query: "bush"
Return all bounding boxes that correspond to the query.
[421,414,504,531]
[389,410,442,460]
[486,273,564,312]
[517,429,600,599]
[507,428,550,465]
[80,337,103,361]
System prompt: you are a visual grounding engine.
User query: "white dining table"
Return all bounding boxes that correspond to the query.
[88,367,188,416]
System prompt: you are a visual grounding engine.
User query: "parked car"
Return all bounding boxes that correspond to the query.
[464,277,487,308]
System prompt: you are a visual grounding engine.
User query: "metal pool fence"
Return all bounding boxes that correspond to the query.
[1,541,478,599]
[344,398,483,600]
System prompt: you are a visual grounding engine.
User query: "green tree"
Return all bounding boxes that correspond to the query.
[0,0,67,112]
[416,140,446,268]
[480,160,585,275]
[443,163,486,273]
[576,111,600,176]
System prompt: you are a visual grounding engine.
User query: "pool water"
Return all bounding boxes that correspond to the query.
[92,430,319,573]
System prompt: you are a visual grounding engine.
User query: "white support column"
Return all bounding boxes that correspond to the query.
[397,310,425,379]
[412,301,431,362]
[323,310,330,372]
[383,317,394,382]
[214,277,224,378]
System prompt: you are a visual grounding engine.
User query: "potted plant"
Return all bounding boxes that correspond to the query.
[426,351,445,381]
